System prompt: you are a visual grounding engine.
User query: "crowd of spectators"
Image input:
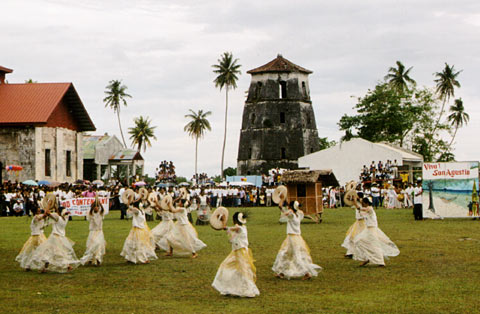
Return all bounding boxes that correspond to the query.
[360,160,399,182]
[156,160,176,182]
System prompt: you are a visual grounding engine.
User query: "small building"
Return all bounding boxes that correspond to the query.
[83,134,124,181]
[0,66,95,183]
[281,169,339,223]
[107,149,144,185]
[237,55,320,175]
[298,138,423,185]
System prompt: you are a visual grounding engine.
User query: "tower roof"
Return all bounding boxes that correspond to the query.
[247,54,312,75]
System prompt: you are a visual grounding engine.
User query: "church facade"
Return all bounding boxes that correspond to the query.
[237,55,320,175]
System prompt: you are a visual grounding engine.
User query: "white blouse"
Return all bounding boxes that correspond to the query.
[87,211,104,231]
[50,212,68,237]
[361,206,378,228]
[286,210,304,235]
[228,225,249,251]
[175,207,189,225]
[30,215,46,236]
[131,208,146,229]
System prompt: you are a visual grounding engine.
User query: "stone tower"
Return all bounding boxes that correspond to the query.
[237,55,320,175]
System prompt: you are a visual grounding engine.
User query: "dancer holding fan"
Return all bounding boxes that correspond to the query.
[120,189,157,264]
[16,205,49,270]
[272,185,322,280]
[211,207,259,297]
[80,197,106,266]
[29,194,80,273]
[151,193,175,251]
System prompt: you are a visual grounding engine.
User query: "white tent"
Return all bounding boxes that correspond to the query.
[298,138,423,186]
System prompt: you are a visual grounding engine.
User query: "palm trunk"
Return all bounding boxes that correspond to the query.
[448,126,458,149]
[220,86,229,180]
[428,97,447,147]
[195,136,198,183]
[117,110,127,148]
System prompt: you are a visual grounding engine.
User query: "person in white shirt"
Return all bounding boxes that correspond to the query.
[80,199,106,266]
[342,192,366,258]
[29,205,80,273]
[352,197,400,267]
[16,207,48,270]
[272,201,322,280]
[166,198,206,258]
[404,183,414,208]
[120,193,157,264]
[413,180,423,220]
[212,212,259,298]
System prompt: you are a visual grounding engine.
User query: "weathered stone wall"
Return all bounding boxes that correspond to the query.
[0,127,36,181]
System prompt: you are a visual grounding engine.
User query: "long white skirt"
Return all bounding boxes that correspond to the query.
[272,234,322,279]
[80,230,106,265]
[16,234,47,269]
[341,220,366,255]
[151,220,174,251]
[212,247,260,298]
[121,227,157,263]
[166,222,206,256]
[29,234,81,273]
[353,227,400,265]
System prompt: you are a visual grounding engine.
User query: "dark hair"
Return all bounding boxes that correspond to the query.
[288,201,298,213]
[362,197,372,206]
[233,212,248,226]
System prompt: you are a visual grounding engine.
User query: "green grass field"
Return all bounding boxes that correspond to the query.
[1,207,480,314]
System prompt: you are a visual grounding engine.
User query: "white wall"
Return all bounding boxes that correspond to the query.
[299,138,405,185]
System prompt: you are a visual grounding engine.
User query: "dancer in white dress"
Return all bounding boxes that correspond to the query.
[272,201,322,280]
[16,208,48,270]
[150,194,175,251]
[212,212,259,297]
[120,198,157,264]
[353,197,400,267]
[342,192,366,258]
[29,207,80,273]
[166,198,206,258]
[80,200,106,266]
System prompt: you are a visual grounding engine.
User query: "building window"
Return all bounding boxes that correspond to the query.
[251,113,256,125]
[279,81,287,98]
[280,112,286,123]
[302,81,307,97]
[66,150,71,177]
[281,147,286,159]
[45,149,51,177]
[249,148,252,159]
[297,184,306,197]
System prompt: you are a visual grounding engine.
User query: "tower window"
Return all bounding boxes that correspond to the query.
[279,81,287,99]
[302,81,307,97]
[281,147,286,159]
[280,112,285,123]
[256,82,262,99]
[251,113,256,125]
[249,148,252,159]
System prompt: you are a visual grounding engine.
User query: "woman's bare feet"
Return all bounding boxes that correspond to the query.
[275,273,284,279]
[302,273,312,280]
[359,260,369,267]
[191,253,198,259]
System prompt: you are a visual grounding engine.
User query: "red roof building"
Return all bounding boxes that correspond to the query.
[0,66,96,183]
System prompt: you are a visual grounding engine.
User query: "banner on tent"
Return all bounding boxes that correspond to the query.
[60,197,109,216]
[422,162,479,218]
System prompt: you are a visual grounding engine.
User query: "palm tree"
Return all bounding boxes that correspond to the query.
[447,98,469,148]
[128,116,157,152]
[384,61,416,93]
[430,63,462,145]
[184,109,212,182]
[212,52,241,179]
[103,80,132,148]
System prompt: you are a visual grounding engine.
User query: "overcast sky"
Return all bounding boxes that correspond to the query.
[2,0,479,178]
